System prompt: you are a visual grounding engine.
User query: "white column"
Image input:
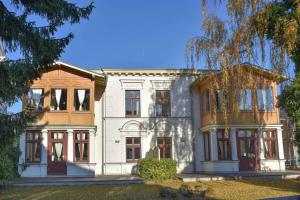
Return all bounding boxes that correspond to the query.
[277,127,285,160]
[230,128,238,160]
[67,129,73,163]
[258,128,265,160]
[89,129,96,163]
[210,128,218,161]
[41,129,48,164]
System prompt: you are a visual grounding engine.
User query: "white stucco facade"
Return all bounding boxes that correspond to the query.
[96,70,198,175]
[18,65,287,177]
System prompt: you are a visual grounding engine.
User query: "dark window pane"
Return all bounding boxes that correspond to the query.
[134,138,140,144]
[126,138,132,144]
[134,148,140,159]
[75,143,80,161]
[74,89,90,111]
[50,88,67,111]
[126,148,133,159]
[83,143,88,160]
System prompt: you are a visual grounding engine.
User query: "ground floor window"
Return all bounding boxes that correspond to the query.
[74,131,89,162]
[157,137,172,159]
[217,129,231,160]
[263,129,278,159]
[203,132,210,161]
[25,131,41,163]
[126,137,141,162]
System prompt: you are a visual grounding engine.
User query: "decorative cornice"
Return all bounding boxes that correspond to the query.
[119,79,145,89]
[150,80,174,90]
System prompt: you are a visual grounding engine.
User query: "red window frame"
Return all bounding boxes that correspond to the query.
[126,137,141,162]
[25,131,42,163]
[157,137,172,159]
[74,130,89,163]
[217,129,231,160]
[263,129,278,160]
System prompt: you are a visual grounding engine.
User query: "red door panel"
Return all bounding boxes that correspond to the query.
[47,131,67,175]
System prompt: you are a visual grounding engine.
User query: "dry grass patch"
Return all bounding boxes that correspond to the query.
[0,179,299,200]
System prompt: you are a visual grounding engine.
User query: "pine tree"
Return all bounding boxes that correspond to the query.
[0,1,94,180]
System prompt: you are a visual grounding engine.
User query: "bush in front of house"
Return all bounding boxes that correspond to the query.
[138,158,177,181]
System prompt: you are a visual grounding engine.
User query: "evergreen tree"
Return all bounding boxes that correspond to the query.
[0,1,94,180]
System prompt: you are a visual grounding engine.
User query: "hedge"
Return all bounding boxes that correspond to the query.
[138,158,176,181]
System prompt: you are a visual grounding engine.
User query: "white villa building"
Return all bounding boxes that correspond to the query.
[18,62,287,177]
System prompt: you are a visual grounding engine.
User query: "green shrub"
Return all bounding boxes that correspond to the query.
[138,158,176,181]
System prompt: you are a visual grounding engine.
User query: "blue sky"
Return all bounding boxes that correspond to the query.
[57,0,203,68]
[8,0,205,113]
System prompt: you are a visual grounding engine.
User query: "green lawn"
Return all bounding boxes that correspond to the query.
[0,179,300,200]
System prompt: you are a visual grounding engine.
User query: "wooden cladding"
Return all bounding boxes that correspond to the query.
[25,65,103,125]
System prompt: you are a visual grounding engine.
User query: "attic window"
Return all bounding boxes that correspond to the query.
[50,88,67,111]
[74,89,90,111]
[27,88,44,111]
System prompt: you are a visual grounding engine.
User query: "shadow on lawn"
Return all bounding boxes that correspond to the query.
[236,179,300,194]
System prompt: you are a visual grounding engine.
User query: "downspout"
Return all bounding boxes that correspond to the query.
[101,68,107,175]
[190,85,196,173]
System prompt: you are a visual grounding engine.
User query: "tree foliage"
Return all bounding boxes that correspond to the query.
[0,1,94,180]
[187,0,300,142]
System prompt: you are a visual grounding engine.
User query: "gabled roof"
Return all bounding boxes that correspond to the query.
[54,61,106,86]
[191,63,288,88]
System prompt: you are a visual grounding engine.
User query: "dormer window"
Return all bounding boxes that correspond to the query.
[74,89,90,111]
[27,88,44,111]
[50,88,67,111]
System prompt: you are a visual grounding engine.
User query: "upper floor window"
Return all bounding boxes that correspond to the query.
[257,88,274,111]
[25,131,41,163]
[157,137,172,159]
[126,137,141,162]
[74,89,90,111]
[239,89,252,110]
[125,90,140,117]
[215,90,222,112]
[203,89,210,113]
[74,131,89,162]
[50,88,67,111]
[155,90,170,117]
[263,130,278,159]
[217,130,231,160]
[27,88,44,111]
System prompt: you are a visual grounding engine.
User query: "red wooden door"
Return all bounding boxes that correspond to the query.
[47,131,67,175]
[237,130,259,171]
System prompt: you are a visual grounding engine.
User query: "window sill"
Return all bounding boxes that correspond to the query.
[125,115,141,118]
[239,110,253,112]
[126,160,139,163]
[257,110,276,113]
[49,110,68,113]
[72,111,92,114]
[25,162,41,164]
